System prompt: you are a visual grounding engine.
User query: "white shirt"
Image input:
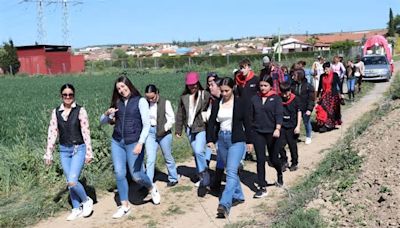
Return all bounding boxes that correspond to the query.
[149,100,175,131]
[217,100,233,132]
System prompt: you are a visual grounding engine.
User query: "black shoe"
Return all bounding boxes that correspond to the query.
[289,164,298,172]
[197,186,208,197]
[216,205,229,218]
[276,175,283,187]
[319,126,328,133]
[167,181,178,187]
[253,187,268,198]
[232,198,245,207]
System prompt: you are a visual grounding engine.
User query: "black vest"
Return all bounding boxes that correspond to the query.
[155,97,170,138]
[112,96,143,144]
[56,105,84,146]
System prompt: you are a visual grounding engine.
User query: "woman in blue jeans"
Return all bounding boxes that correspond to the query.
[144,84,179,187]
[44,83,94,221]
[175,71,211,197]
[206,77,251,218]
[346,60,357,102]
[100,76,160,219]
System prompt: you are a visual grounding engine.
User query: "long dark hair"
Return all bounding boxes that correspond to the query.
[145,84,159,94]
[259,75,274,86]
[60,83,75,94]
[219,77,237,98]
[110,76,141,108]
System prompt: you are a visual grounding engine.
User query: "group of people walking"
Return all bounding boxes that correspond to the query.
[44,54,364,220]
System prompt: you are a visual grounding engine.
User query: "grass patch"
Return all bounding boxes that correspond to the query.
[270,72,400,227]
[272,208,326,228]
[224,219,258,228]
[170,185,193,193]
[162,205,185,216]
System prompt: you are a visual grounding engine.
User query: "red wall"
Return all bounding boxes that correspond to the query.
[45,52,71,74]
[17,46,85,75]
[70,55,85,73]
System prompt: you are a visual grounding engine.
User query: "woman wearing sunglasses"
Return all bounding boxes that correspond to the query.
[44,83,94,221]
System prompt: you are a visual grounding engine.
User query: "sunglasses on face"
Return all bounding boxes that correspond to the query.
[62,93,74,98]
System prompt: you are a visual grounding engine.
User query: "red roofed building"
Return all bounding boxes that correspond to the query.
[294,29,387,46]
[16,45,85,75]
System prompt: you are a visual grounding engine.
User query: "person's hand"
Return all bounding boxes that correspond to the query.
[294,127,300,134]
[273,129,280,138]
[85,157,93,164]
[44,159,52,166]
[105,108,118,116]
[246,144,254,153]
[133,143,143,155]
[306,110,311,116]
[175,133,182,138]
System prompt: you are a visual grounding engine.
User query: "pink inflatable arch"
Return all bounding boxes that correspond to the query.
[363,35,393,72]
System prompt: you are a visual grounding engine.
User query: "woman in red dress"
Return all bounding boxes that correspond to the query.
[316,62,343,132]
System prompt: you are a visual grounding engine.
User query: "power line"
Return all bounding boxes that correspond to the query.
[20,0,83,45]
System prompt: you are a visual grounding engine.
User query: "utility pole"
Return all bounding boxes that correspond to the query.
[278,28,281,62]
[20,0,82,45]
[62,0,69,45]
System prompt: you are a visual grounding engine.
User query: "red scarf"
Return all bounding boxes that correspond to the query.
[258,90,277,97]
[235,70,255,87]
[282,93,296,105]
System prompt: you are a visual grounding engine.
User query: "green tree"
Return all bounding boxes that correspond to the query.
[330,40,357,51]
[0,39,20,75]
[393,14,400,34]
[305,35,319,51]
[388,8,395,37]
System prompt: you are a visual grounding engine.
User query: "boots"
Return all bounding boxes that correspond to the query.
[210,168,224,193]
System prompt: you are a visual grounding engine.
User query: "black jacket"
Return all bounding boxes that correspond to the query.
[249,94,283,137]
[282,96,301,129]
[206,97,251,144]
[235,76,259,103]
[291,80,315,112]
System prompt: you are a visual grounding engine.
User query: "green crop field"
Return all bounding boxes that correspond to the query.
[0,71,202,227]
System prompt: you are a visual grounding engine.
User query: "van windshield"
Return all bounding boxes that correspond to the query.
[362,56,388,65]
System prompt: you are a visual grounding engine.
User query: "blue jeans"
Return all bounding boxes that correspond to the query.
[217,131,245,212]
[186,129,208,173]
[59,144,88,209]
[302,112,312,138]
[347,78,356,93]
[145,127,178,183]
[111,139,153,202]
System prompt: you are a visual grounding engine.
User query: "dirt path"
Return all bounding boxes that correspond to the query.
[35,64,397,228]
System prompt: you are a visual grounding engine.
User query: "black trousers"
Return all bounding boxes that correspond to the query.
[253,132,282,187]
[278,127,299,165]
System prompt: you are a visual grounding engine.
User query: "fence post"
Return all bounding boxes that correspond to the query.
[9,65,13,75]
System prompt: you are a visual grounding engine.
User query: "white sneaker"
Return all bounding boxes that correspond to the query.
[305,137,312,145]
[66,208,83,221]
[150,183,161,205]
[81,197,93,217]
[112,206,131,219]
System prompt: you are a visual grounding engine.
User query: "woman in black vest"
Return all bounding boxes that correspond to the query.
[100,76,160,219]
[144,84,179,187]
[44,83,94,221]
